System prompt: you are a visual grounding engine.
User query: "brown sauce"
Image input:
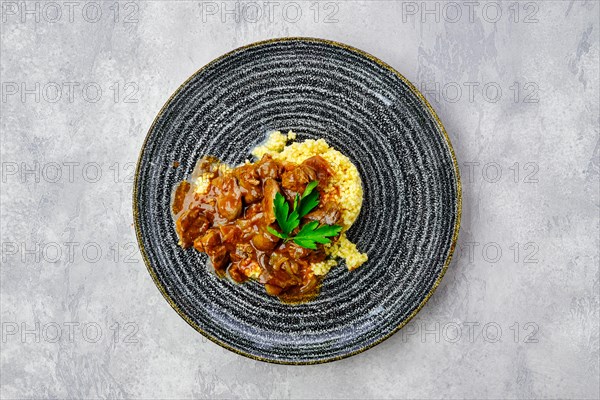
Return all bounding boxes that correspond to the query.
[172,154,342,302]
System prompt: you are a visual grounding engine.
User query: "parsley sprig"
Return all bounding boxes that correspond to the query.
[267,181,342,249]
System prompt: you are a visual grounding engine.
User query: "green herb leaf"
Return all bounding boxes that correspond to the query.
[271,180,342,249]
[273,192,299,236]
[266,226,288,240]
[302,180,319,199]
[296,181,320,218]
[293,221,342,250]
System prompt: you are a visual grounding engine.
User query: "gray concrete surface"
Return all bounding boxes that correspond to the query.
[1,1,598,399]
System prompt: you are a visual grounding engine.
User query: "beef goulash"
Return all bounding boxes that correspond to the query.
[172,131,368,302]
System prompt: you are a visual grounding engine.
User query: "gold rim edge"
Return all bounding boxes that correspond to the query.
[132,36,462,365]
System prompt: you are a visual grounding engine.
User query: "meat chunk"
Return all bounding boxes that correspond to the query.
[244,203,263,219]
[228,262,248,283]
[213,175,242,221]
[304,202,341,226]
[282,242,313,260]
[251,226,280,251]
[230,243,254,263]
[301,156,333,186]
[259,267,301,291]
[270,252,300,275]
[255,154,283,180]
[207,245,229,272]
[219,224,241,244]
[176,208,210,248]
[233,164,262,204]
[229,257,260,283]
[281,165,317,194]
[262,178,280,223]
[193,228,221,252]
[194,229,229,272]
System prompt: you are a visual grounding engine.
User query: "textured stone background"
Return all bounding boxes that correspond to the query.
[1,1,598,399]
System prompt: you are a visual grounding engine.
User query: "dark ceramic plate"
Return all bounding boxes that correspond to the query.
[134,38,461,364]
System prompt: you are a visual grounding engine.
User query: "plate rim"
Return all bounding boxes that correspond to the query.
[132,36,463,365]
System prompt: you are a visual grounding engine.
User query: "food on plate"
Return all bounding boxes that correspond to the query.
[172,131,367,302]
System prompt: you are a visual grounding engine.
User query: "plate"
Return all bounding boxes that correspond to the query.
[133,38,461,364]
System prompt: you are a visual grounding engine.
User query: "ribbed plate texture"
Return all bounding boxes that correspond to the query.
[134,38,460,364]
